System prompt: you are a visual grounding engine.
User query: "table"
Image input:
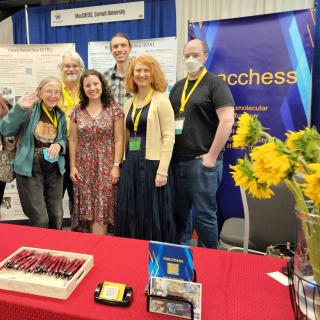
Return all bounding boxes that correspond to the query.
[0,224,292,320]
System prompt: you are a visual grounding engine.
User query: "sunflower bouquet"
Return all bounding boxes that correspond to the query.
[230,112,320,285]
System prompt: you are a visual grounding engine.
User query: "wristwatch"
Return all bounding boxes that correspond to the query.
[113,162,121,168]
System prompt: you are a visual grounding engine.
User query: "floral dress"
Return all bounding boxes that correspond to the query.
[71,102,123,227]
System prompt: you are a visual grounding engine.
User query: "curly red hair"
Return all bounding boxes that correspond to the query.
[125,55,167,94]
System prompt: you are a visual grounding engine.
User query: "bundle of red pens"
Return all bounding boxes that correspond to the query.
[1,250,85,279]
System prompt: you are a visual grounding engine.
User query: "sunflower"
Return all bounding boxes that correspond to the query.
[292,127,320,163]
[229,157,274,199]
[251,142,291,186]
[233,112,264,148]
[301,163,320,204]
[246,180,274,199]
[285,130,305,150]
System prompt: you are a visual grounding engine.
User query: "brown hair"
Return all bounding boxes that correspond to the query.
[79,69,113,109]
[110,32,132,50]
[125,55,167,94]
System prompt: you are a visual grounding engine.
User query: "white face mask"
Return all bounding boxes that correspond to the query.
[184,56,202,74]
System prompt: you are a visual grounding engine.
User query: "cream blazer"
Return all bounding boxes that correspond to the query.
[123,90,175,176]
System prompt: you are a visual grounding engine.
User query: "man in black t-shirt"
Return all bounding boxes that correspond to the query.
[169,39,235,249]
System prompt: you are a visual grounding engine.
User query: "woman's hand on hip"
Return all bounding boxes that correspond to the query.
[155,174,167,188]
[110,166,120,185]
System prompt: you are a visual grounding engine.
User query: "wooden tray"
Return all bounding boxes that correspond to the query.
[0,246,94,299]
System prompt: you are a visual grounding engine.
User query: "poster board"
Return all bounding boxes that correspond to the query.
[0,43,75,105]
[88,37,177,94]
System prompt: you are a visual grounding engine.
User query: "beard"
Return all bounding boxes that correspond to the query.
[65,74,79,82]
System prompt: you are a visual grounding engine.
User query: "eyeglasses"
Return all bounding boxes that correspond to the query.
[42,90,61,97]
[63,64,80,69]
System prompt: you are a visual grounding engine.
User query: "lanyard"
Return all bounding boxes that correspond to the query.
[42,106,57,128]
[131,88,154,133]
[179,67,207,113]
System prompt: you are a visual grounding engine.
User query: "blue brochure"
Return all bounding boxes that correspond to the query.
[148,241,193,282]
[43,148,59,163]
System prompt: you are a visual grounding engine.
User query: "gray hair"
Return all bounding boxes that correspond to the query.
[36,76,64,105]
[58,51,85,71]
[36,76,62,92]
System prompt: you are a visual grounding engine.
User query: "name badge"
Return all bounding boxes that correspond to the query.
[175,116,185,135]
[129,137,141,151]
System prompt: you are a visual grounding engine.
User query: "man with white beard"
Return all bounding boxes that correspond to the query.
[59,51,84,227]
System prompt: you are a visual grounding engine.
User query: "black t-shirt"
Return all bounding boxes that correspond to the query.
[169,72,234,160]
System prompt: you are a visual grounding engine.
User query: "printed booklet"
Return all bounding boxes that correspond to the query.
[149,276,202,320]
[148,241,193,282]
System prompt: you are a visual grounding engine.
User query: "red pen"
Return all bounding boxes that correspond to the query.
[1,250,21,270]
[16,253,36,270]
[37,254,52,273]
[29,253,49,273]
[56,257,66,276]
[40,255,53,272]
[63,258,78,274]
[47,257,60,273]
[21,254,40,271]
[67,259,84,278]
[51,256,63,275]
[6,250,27,266]
[13,250,35,268]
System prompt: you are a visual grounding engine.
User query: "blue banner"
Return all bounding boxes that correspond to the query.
[189,10,314,220]
[312,3,320,129]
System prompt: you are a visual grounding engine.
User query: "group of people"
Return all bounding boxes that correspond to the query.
[0,33,234,249]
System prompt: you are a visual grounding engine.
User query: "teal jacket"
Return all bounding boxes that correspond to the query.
[0,102,67,177]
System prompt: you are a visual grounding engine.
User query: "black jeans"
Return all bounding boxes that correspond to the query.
[63,149,74,216]
[16,153,63,229]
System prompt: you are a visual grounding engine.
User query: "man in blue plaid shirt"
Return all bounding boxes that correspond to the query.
[104,32,133,110]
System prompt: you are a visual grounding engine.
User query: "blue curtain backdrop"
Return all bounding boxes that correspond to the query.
[312,1,320,129]
[12,0,176,67]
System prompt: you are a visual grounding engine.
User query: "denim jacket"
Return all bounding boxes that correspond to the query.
[0,102,67,177]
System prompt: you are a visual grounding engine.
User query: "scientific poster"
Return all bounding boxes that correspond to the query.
[88,37,177,94]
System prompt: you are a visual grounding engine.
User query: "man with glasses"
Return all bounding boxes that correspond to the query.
[59,51,84,227]
[104,32,133,110]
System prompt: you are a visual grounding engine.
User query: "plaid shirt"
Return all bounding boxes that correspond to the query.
[104,65,132,110]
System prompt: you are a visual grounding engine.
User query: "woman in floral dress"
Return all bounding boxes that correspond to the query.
[69,69,123,234]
